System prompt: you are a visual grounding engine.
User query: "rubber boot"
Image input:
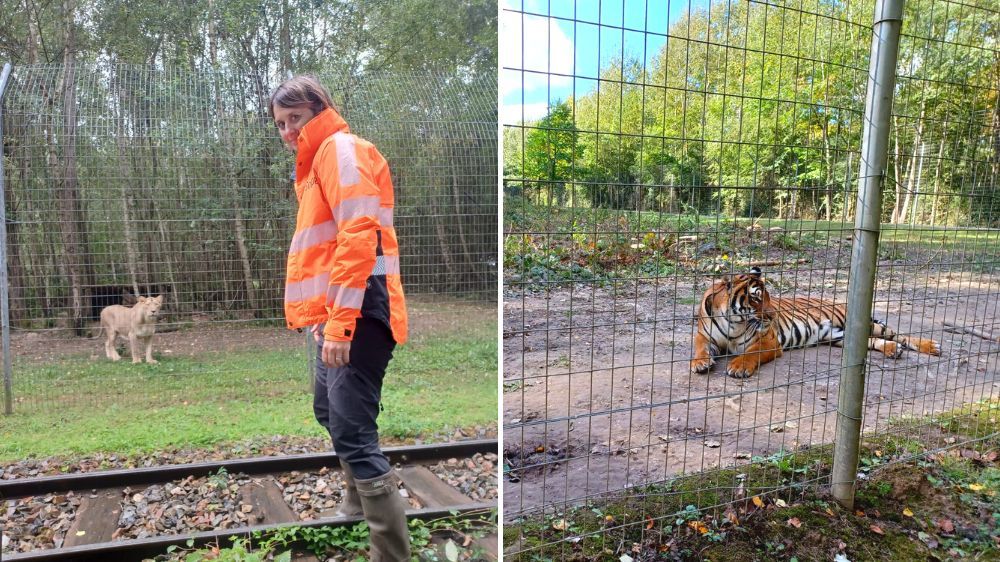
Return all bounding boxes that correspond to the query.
[336,462,364,517]
[356,470,411,562]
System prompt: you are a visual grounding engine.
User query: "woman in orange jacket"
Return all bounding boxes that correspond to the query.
[270,75,409,562]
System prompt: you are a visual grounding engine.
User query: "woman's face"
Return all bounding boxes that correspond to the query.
[272,104,316,151]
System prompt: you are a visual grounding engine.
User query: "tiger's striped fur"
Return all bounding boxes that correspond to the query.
[691,268,941,378]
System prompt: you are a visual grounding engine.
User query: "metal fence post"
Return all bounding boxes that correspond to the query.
[0,62,13,415]
[831,0,905,508]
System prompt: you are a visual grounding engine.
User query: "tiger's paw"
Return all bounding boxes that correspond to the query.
[726,357,759,379]
[881,341,903,359]
[691,357,714,374]
[914,338,941,356]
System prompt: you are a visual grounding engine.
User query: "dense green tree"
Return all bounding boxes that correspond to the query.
[504,0,997,226]
[521,100,579,205]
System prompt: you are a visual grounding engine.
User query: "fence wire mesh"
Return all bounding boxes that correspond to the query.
[0,63,497,415]
[502,0,998,557]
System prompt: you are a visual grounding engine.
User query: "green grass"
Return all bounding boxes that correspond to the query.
[0,325,497,461]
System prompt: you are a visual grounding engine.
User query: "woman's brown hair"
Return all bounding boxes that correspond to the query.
[269,75,335,118]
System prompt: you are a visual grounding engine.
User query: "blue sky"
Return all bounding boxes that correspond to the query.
[501,0,711,124]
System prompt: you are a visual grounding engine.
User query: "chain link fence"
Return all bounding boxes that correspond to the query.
[0,63,497,415]
[502,0,997,556]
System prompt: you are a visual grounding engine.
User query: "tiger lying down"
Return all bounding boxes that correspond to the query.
[691,267,941,378]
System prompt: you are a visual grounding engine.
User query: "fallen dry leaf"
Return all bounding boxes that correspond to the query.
[787,517,802,528]
[902,507,913,517]
[936,518,955,533]
[960,449,982,461]
[645,516,654,530]
[689,520,709,534]
[752,496,764,508]
[870,524,884,535]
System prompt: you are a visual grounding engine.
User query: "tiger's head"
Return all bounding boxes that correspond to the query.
[719,267,777,327]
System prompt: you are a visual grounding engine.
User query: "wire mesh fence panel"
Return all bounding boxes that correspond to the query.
[0,63,497,416]
[862,0,999,468]
[502,0,997,557]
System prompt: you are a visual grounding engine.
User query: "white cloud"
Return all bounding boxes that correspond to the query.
[501,101,552,125]
[501,11,575,96]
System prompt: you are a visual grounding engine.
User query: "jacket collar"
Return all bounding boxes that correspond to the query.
[296,107,350,181]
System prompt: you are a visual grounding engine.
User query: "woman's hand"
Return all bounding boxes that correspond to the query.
[322,339,351,368]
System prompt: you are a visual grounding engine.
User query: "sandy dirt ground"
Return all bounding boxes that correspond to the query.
[503,265,1000,514]
[4,297,494,364]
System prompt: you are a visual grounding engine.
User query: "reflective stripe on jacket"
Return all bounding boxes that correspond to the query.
[284,107,408,345]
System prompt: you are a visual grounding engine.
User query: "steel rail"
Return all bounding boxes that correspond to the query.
[4,503,497,562]
[0,439,496,500]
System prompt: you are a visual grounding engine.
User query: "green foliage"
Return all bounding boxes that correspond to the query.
[503,0,997,227]
[160,511,497,561]
[521,101,581,205]
[165,536,292,562]
[0,0,496,79]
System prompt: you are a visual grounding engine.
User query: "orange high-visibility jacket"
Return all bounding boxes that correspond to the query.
[284,107,408,345]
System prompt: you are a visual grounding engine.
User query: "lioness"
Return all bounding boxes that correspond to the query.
[100,295,164,364]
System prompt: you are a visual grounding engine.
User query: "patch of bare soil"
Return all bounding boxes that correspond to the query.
[503,266,1000,513]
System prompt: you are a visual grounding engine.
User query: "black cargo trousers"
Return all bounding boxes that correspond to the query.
[313,317,396,480]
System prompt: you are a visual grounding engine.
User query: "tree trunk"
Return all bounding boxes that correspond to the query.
[280,0,292,74]
[435,144,457,292]
[209,42,259,316]
[891,116,903,223]
[24,0,40,63]
[930,136,945,226]
[450,152,476,287]
[898,104,925,224]
[58,1,94,335]
[5,141,27,325]
[434,218,456,293]
[822,117,833,221]
[116,75,142,296]
[149,195,180,313]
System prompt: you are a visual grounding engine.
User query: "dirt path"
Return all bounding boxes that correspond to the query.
[5,297,494,364]
[503,269,1000,514]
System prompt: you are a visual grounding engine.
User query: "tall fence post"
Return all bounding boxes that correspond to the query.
[831,0,905,508]
[0,62,13,415]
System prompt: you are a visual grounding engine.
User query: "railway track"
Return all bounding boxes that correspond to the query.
[1,439,498,561]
